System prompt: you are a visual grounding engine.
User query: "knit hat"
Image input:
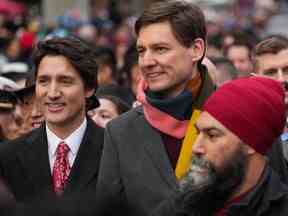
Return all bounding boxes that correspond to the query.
[203,76,285,154]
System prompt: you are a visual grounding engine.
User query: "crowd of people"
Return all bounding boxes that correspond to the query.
[0,0,287,215]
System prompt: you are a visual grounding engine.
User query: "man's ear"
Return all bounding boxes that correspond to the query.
[189,38,205,62]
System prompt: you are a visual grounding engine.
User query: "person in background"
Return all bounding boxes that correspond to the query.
[88,84,131,128]
[0,77,23,142]
[94,46,118,86]
[15,71,44,135]
[120,43,140,99]
[253,35,288,110]
[0,90,21,142]
[0,37,24,66]
[212,57,238,87]
[253,35,288,184]
[224,39,253,78]
[88,94,130,128]
[0,62,29,88]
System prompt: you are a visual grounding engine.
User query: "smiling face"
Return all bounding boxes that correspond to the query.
[21,94,45,132]
[36,55,94,137]
[136,22,198,98]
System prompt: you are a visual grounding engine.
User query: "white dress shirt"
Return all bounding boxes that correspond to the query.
[46,117,87,173]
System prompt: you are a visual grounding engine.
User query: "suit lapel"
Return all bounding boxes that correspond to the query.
[64,119,103,194]
[16,125,53,195]
[135,113,178,191]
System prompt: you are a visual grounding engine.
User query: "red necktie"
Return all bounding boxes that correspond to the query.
[52,142,71,195]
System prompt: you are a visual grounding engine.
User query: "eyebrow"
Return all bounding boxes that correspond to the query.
[263,68,278,73]
[194,124,222,133]
[137,41,170,48]
[37,74,75,80]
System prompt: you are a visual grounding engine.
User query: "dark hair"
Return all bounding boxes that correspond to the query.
[135,0,206,64]
[32,36,98,90]
[121,43,138,85]
[14,71,36,102]
[223,32,254,59]
[0,90,18,110]
[94,46,118,82]
[98,95,131,115]
[253,35,288,72]
[254,35,288,56]
[212,57,238,80]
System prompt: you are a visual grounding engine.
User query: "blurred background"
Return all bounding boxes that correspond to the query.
[0,0,287,140]
[0,0,287,68]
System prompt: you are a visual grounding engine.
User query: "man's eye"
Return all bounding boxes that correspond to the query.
[264,70,277,76]
[207,133,218,139]
[37,79,48,85]
[156,47,168,53]
[101,114,112,119]
[62,80,73,84]
[137,48,144,56]
[283,66,288,74]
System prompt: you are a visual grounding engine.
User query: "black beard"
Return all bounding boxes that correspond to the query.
[175,153,246,216]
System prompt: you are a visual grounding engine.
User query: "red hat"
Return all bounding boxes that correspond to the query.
[203,76,286,154]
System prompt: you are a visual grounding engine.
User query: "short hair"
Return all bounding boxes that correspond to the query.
[223,32,254,59]
[135,0,206,64]
[254,35,288,56]
[94,46,117,81]
[121,43,138,85]
[212,57,238,80]
[253,35,288,72]
[97,95,131,115]
[32,36,98,90]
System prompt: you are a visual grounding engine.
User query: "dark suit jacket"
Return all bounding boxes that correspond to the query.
[96,70,215,216]
[0,118,104,202]
[267,138,288,184]
[97,107,179,216]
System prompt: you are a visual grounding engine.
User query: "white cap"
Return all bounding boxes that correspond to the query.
[1,62,28,74]
[0,76,21,91]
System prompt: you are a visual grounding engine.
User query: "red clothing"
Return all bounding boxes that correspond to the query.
[160,133,182,169]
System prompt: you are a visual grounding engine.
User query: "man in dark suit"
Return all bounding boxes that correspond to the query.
[0,36,103,202]
[96,1,215,216]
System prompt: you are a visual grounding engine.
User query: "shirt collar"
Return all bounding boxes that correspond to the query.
[47,117,87,157]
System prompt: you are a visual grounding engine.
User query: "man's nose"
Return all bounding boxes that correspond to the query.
[47,82,61,99]
[277,69,284,82]
[139,51,156,68]
[192,134,206,156]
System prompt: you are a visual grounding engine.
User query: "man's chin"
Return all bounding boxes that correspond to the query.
[179,167,216,192]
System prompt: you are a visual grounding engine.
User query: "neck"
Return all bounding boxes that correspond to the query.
[229,154,266,200]
[47,115,86,139]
